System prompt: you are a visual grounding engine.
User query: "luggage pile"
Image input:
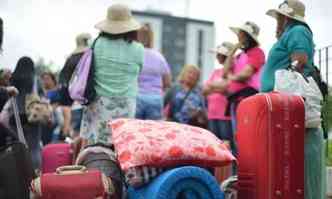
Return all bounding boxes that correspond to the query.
[109,119,236,198]
[1,98,233,198]
[0,92,307,199]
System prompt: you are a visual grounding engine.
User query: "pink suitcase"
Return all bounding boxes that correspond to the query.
[31,165,114,199]
[42,143,73,173]
[236,92,305,199]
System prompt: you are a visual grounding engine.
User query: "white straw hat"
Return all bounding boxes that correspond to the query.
[230,21,260,44]
[209,42,235,56]
[266,0,306,24]
[72,33,92,54]
[95,4,141,35]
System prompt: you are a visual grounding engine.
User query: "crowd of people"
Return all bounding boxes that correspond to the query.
[0,0,326,198]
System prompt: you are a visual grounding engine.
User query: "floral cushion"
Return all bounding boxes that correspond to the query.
[109,119,236,171]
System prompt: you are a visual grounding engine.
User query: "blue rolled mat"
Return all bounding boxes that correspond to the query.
[128,166,224,199]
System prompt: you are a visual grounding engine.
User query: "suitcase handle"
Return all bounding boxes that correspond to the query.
[56,165,87,175]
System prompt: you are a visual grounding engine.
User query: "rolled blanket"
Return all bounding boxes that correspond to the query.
[128,166,224,199]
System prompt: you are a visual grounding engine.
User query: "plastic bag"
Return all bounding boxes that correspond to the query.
[274,69,323,128]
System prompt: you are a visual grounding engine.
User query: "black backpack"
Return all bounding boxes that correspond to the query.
[310,66,329,139]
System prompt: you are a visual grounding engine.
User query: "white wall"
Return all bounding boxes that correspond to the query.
[186,22,215,83]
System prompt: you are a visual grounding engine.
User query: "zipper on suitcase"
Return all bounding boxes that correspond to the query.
[264,94,273,199]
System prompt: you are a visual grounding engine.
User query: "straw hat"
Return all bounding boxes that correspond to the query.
[95,4,141,35]
[72,33,92,54]
[266,0,306,24]
[209,42,235,57]
[230,21,260,44]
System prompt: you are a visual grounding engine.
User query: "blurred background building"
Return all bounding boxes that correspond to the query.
[133,10,215,82]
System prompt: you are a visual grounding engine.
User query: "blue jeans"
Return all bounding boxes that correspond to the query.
[71,108,83,137]
[230,102,237,133]
[208,119,233,140]
[136,94,163,120]
[230,102,239,175]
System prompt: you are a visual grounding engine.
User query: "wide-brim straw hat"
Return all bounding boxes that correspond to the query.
[72,33,92,54]
[209,42,235,57]
[230,21,260,44]
[266,0,306,24]
[95,4,141,35]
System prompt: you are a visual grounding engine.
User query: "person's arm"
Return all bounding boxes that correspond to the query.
[202,73,215,97]
[202,83,213,97]
[228,48,265,83]
[291,53,308,72]
[160,53,172,92]
[223,43,242,78]
[162,73,172,92]
[209,79,231,95]
[61,106,72,137]
[227,65,255,83]
[286,26,312,72]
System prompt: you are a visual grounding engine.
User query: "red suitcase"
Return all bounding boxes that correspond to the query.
[236,92,305,199]
[42,143,73,173]
[31,165,114,199]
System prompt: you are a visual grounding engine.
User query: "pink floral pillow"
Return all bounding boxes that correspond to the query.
[109,119,236,171]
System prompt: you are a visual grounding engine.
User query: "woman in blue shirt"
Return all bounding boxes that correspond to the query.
[164,65,205,125]
[262,1,325,199]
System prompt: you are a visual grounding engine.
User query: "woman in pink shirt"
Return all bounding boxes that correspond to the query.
[221,22,266,132]
[203,42,235,145]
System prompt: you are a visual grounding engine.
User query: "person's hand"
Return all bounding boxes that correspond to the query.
[6,86,19,97]
[227,73,237,81]
[234,42,243,50]
[210,78,229,93]
[202,83,213,96]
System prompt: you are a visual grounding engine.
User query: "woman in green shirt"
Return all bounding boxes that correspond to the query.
[262,1,325,198]
[80,4,144,145]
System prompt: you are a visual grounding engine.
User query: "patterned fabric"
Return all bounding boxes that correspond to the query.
[109,119,236,171]
[125,166,165,187]
[167,85,205,124]
[80,96,136,145]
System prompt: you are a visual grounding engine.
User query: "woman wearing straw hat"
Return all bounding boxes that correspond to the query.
[220,21,265,134]
[80,4,144,145]
[136,24,171,120]
[203,42,236,156]
[262,1,325,198]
